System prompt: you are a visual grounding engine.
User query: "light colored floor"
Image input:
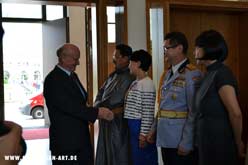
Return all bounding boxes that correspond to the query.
[19,139,52,165]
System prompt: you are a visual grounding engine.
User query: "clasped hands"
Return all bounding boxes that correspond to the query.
[98,107,114,121]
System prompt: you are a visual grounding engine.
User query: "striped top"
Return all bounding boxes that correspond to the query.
[124,77,156,135]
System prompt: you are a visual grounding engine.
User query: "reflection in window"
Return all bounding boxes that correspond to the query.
[107,7,116,43]
[2,3,42,18]
[107,7,116,23]
[108,24,116,43]
[46,5,64,21]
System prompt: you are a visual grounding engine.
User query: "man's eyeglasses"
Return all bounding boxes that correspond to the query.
[164,44,178,52]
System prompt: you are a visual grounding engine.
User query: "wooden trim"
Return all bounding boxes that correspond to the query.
[145,0,152,78]
[168,0,248,11]
[84,7,95,159]
[164,2,170,69]
[164,2,170,34]
[96,0,108,89]
[146,0,151,56]
[123,0,127,44]
[147,0,248,11]
[85,8,93,105]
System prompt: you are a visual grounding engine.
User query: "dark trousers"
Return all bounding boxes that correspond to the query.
[51,149,93,165]
[161,148,198,165]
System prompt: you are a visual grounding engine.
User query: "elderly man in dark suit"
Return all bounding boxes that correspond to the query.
[44,43,113,165]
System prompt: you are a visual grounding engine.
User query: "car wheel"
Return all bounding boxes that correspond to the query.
[31,107,44,119]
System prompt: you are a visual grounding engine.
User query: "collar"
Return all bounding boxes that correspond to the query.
[115,66,130,74]
[206,61,223,72]
[57,64,71,76]
[172,58,187,74]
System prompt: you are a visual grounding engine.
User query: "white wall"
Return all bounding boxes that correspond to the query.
[127,0,147,51]
[68,6,87,86]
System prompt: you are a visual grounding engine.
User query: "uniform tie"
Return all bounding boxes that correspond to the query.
[168,70,174,80]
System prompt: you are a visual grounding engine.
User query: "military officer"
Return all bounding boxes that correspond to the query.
[147,32,202,165]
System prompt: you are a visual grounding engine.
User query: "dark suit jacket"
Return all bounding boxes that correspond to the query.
[43,66,98,160]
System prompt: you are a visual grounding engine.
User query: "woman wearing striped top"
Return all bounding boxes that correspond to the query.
[124,50,158,165]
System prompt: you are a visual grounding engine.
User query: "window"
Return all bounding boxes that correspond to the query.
[2,3,42,18]
[107,7,116,43]
[46,5,64,20]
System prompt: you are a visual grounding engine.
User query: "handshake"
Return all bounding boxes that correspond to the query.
[97,107,114,121]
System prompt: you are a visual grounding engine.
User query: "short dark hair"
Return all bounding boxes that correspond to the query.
[195,30,228,62]
[116,44,132,59]
[130,49,152,72]
[164,32,188,54]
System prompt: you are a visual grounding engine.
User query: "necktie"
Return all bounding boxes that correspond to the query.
[70,72,86,99]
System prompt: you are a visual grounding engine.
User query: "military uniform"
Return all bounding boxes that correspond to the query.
[156,59,201,165]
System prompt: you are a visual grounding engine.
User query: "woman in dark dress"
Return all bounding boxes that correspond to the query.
[193,30,245,165]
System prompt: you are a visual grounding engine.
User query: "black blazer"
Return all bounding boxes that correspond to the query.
[43,66,98,156]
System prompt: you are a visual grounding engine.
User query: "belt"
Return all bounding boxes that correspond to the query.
[112,107,124,115]
[158,109,188,119]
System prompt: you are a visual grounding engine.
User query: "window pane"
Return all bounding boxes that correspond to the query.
[2,3,42,18]
[3,22,43,98]
[3,22,44,128]
[47,5,64,21]
[107,7,115,23]
[108,24,116,43]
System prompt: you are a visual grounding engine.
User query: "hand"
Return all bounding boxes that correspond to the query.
[98,107,114,121]
[0,121,23,164]
[139,134,147,148]
[146,130,156,144]
[177,145,191,156]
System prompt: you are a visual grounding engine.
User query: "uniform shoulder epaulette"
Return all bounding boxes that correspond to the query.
[186,63,197,71]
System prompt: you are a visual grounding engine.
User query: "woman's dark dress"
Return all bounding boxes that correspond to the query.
[195,62,239,165]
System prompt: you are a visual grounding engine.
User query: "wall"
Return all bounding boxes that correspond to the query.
[68,6,87,86]
[127,0,147,51]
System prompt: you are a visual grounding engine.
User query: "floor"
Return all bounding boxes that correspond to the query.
[18,123,163,165]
